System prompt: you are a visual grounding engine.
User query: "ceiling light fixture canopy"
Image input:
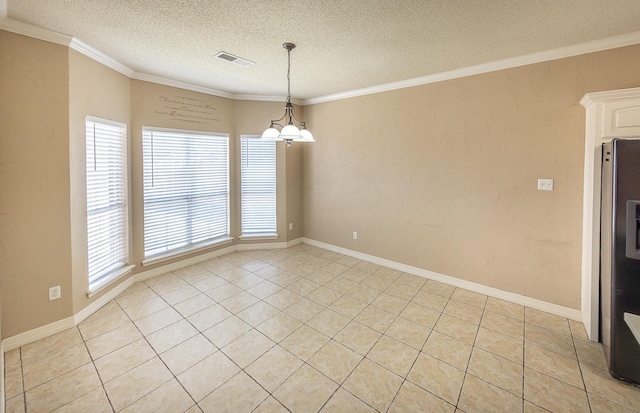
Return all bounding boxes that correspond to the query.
[260,43,314,147]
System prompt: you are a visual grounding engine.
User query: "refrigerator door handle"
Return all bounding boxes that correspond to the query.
[626,200,640,260]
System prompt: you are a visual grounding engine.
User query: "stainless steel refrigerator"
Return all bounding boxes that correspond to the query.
[600,138,640,384]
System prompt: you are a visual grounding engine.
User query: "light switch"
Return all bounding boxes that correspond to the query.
[537,179,554,191]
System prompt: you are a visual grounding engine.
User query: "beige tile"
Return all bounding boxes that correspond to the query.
[222,329,275,368]
[320,388,377,412]
[134,307,183,336]
[574,338,607,370]
[305,269,337,285]
[581,363,640,411]
[161,285,202,306]
[254,397,289,413]
[329,295,368,318]
[568,319,589,341]
[255,264,286,278]
[307,308,351,337]
[185,405,203,413]
[245,345,303,392]
[53,387,112,413]
[25,363,102,413]
[204,282,243,302]
[94,338,156,383]
[334,321,382,355]
[308,340,363,384]
[120,379,194,413]
[354,261,381,274]
[6,393,25,413]
[342,268,370,283]
[373,266,403,280]
[423,331,473,370]
[336,255,362,267]
[23,343,91,391]
[270,272,301,287]
[367,335,419,376]
[451,288,487,308]
[325,277,359,294]
[116,288,159,309]
[444,299,484,325]
[525,344,583,389]
[371,293,409,315]
[346,284,381,304]
[199,372,268,413]
[123,297,170,321]
[241,259,270,272]
[360,275,393,292]
[5,348,21,371]
[389,380,455,413]
[5,366,23,399]
[524,401,551,413]
[146,319,199,354]
[230,273,265,289]
[104,357,173,411]
[343,358,403,412]
[408,353,465,405]
[355,305,396,332]
[523,368,589,413]
[459,374,523,413]
[385,281,419,301]
[306,286,344,307]
[236,301,280,327]
[434,314,478,344]
[119,281,152,297]
[202,315,252,347]
[525,323,576,358]
[400,302,441,328]
[23,327,81,362]
[474,327,524,364]
[187,304,232,331]
[412,289,450,312]
[82,300,122,323]
[481,311,524,340]
[287,278,321,296]
[385,316,432,350]
[160,334,217,375]
[85,322,142,359]
[177,352,240,402]
[256,311,303,342]
[246,280,282,299]
[283,297,324,322]
[423,280,456,298]
[322,262,350,276]
[173,294,216,317]
[280,325,330,361]
[588,393,638,413]
[273,365,338,412]
[219,291,261,313]
[263,289,302,310]
[145,273,189,295]
[468,347,524,396]
[485,297,525,321]
[173,264,213,283]
[525,308,571,336]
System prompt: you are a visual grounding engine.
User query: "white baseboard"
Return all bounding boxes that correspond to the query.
[287,238,303,248]
[2,316,75,352]
[2,239,301,353]
[302,238,582,321]
[1,341,4,413]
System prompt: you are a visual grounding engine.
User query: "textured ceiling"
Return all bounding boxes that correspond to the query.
[6,0,640,100]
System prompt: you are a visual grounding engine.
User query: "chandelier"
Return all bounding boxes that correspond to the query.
[260,43,314,147]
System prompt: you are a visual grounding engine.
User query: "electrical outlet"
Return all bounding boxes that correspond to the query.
[289,223,293,230]
[49,286,61,301]
[537,179,554,191]
[353,231,358,240]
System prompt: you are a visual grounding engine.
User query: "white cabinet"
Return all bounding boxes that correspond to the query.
[602,100,640,138]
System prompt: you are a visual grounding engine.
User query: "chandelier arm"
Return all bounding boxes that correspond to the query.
[270,122,284,129]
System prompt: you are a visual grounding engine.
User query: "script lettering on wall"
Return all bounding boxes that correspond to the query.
[154,95,220,124]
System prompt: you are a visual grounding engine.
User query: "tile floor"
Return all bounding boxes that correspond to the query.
[4,244,640,412]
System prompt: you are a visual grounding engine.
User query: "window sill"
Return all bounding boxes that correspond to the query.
[238,233,279,241]
[87,264,135,297]
[142,236,234,267]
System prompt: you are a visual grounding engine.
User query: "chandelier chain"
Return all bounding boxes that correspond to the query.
[287,48,291,101]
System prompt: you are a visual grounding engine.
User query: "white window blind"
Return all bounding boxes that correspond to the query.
[241,135,277,236]
[85,118,128,289]
[143,129,229,259]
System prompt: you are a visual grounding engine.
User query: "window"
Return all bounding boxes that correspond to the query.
[240,136,277,236]
[85,117,129,290]
[143,128,229,260]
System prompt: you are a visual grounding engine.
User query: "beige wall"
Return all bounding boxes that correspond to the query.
[303,44,640,310]
[68,50,132,313]
[0,31,73,336]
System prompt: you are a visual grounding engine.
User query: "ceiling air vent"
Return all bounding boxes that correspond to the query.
[215,51,255,68]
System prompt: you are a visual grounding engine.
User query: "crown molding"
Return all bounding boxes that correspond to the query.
[235,94,303,106]
[304,31,640,106]
[69,38,134,77]
[0,17,71,46]
[580,86,640,107]
[131,72,236,99]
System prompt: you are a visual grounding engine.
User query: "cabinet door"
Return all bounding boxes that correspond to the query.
[602,100,640,138]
